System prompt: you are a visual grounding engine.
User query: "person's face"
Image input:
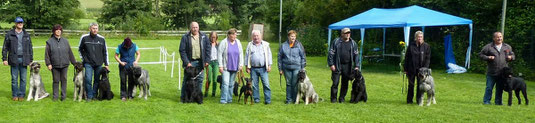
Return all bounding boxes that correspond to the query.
[228,33,237,41]
[252,32,261,43]
[416,34,424,44]
[89,25,99,35]
[15,23,23,29]
[342,32,351,40]
[190,22,199,35]
[54,30,62,37]
[288,34,296,42]
[210,34,218,43]
[493,32,503,45]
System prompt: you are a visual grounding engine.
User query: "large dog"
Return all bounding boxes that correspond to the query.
[417,67,436,106]
[132,65,151,100]
[97,68,114,100]
[501,67,528,106]
[238,78,253,105]
[295,69,322,105]
[27,62,49,101]
[349,69,367,103]
[182,66,203,104]
[73,62,86,101]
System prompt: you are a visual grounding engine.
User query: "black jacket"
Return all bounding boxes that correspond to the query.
[179,31,211,67]
[403,41,431,74]
[2,29,33,66]
[328,37,359,73]
[45,36,76,68]
[78,33,108,66]
[478,42,515,76]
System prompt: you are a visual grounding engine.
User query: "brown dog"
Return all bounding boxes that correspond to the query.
[238,78,253,105]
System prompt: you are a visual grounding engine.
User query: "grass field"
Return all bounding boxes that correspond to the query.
[0,36,533,122]
[79,0,103,9]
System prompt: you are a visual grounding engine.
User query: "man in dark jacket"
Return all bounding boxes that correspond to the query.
[2,17,33,101]
[403,31,431,104]
[179,22,211,101]
[328,28,359,103]
[78,22,109,102]
[479,32,514,105]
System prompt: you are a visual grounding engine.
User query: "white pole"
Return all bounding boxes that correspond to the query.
[501,0,507,36]
[279,0,282,46]
[171,52,175,78]
[178,56,181,91]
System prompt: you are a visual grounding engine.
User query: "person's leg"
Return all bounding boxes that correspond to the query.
[11,65,20,99]
[340,74,350,103]
[220,70,230,103]
[290,69,299,103]
[204,63,212,97]
[60,67,68,100]
[180,68,188,101]
[483,75,495,104]
[251,68,261,103]
[494,76,504,105]
[227,71,237,103]
[84,63,94,100]
[407,73,416,104]
[331,71,341,103]
[51,68,61,100]
[259,68,271,104]
[119,66,127,99]
[92,66,102,99]
[18,64,27,98]
[283,69,293,103]
[416,73,422,105]
[211,61,218,96]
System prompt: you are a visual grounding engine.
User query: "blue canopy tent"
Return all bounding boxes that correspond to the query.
[328,5,473,69]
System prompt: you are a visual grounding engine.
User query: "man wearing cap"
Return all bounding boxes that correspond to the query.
[328,28,359,103]
[2,17,33,101]
[114,37,140,101]
[79,22,109,102]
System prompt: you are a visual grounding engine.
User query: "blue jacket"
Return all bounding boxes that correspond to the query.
[2,29,33,66]
[117,43,138,69]
[179,31,211,67]
[278,40,306,71]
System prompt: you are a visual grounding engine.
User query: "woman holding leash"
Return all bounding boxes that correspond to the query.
[204,31,219,97]
[278,30,306,104]
[44,24,77,101]
[218,28,243,104]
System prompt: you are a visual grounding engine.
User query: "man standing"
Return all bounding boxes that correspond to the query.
[328,28,359,103]
[403,31,431,104]
[179,22,211,102]
[2,17,33,101]
[245,30,272,104]
[479,32,514,105]
[79,22,109,102]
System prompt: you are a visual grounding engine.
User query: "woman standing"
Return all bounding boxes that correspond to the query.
[205,31,219,97]
[44,24,77,101]
[218,28,243,104]
[278,30,306,104]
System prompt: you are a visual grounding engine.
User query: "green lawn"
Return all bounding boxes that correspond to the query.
[79,0,103,9]
[0,37,533,122]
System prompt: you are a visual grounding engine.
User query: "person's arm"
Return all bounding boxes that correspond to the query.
[44,42,52,70]
[102,38,109,66]
[238,40,244,71]
[203,35,211,66]
[244,43,250,68]
[478,45,490,61]
[2,34,9,65]
[28,35,33,62]
[66,39,77,64]
[267,43,272,72]
[179,36,190,66]
[299,42,306,69]
[353,41,360,69]
[403,45,411,72]
[328,40,336,71]
[507,45,515,61]
[278,44,283,72]
[78,35,85,61]
[134,51,141,66]
[424,44,431,68]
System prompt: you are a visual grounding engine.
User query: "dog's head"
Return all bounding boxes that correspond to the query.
[73,62,84,73]
[501,67,515,91]
[501,67,514,79]
[132,65,143,78]
[349,69,363,81]
[418,67,432,79]
[30,62,41,73]
[244,77,252,87]
[185,66,201,79]
[100,67,110,77]
[297,69,307,83]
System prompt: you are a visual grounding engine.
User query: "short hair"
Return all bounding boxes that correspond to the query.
[89,22,98,28]
[190,22,198,28]
[227,28,237,35]
[251,30,261,35]
[52,24,63,32]
[493,32,502,37]
[288,30,297,36]
[414,31,423,40]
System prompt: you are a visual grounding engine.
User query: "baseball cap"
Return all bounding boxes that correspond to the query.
[14,17,24,23]
[342,28,350,34]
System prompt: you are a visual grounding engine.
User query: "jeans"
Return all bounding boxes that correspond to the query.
[180,60,204,100]
[283,68,299,103]
[220,70,236,103]
[10,58,27,98]
[84,63,102,99]
[483,75,503,105]
[51,67,68,100]
[251,67,271,104]
[205,60,219,96]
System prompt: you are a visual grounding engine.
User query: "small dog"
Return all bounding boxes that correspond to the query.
[27,62,49,101]
[132,65,151,100]
[238,78,253,105]
[73,62,86,101]
[501,67,528,106]
[295,70,322,105]
[417,67,436,106]
[349,69,367,103]
[97,68,114,100]
[182,66,203,104]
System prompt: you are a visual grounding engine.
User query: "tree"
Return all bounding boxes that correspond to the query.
[161,0,210,29]
[98,0,163,34]
[0,0,84,29]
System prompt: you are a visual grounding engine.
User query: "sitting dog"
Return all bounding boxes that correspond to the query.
[238,78,253,105]
[97,68,114,100]
[182,66,203,104]
[349,69,367,103]
[417,67,436,106]
[295,69,322,105]
[73,62,86,101]
[501,67,528,106]
[132,65,151,100]
[27,62,49,101]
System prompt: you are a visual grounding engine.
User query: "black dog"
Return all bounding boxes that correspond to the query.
[216,74,240,96]
[182,66,203,104]
[97,68,114,100]
[501,67,529,106]
[238,78,253,105]
[349,69,367,103]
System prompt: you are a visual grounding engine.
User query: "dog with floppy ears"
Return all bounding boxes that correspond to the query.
[295,69,322,105]
[501,67,528,106]
[27,62,50,101]
[349,69,367,103]
[417,67,436,106]
[97,68,114,100]
[131,65,151,100]
[73,62,86,101]
[182,66,204,104]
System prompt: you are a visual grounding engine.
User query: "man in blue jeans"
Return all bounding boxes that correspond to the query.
[179,22,211,102]
[2,17,33,101]
[479,32,515,105]
[79,22,109,102]
[245,30,272,104]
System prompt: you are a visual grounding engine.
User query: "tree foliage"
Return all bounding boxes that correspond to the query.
[0,0,84,29]
[98,0,163,34]
[161,0,210,29]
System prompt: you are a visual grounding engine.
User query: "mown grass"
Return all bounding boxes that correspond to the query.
[0,37,533,122]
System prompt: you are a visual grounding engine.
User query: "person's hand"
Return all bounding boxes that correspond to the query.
[104,66,109,70]
[267,67,271,72]
[355,67,359,71]
[120,62,127,66]
[219,67,224,74]
[488,56,495,60]
[279,70,283,75]
[238,66,242,72]
[330,65,336,72]
[133,61,138,66]
[3,61,8,66]
[246,68,250,73]
[205,63,209,67]
[48,65,52,71]
[507,55,512,61]
[187,63,192,67]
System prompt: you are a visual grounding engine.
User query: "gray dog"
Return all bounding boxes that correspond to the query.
[418,67,436,106]
[132,65,151,100]
[295,69,322,105]
[27,62,49,101]
[73,62,86,101]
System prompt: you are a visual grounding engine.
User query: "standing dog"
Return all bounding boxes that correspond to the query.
[417,67,436,106]
[182,66,203,104]
[132,65,151,100]
[501,67,528,106]
[73,62,86,101]
[349,69,367,103]
[97,68,114,100]
[238,78,253,105]
[27,62,49,101]
[295,70,322,105]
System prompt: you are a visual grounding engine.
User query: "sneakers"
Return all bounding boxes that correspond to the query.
[121,97,127,102]
[12,97,17,101]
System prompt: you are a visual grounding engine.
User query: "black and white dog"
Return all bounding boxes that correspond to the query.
[182,66,203,104]
[97,68,114,100]
[501,67,528,106]
[295,69,322,105]
[73,62,86,101]
[27,62,49,101]
[132,65,151,100]
[417,67,436,106]
[349,69,367,103]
